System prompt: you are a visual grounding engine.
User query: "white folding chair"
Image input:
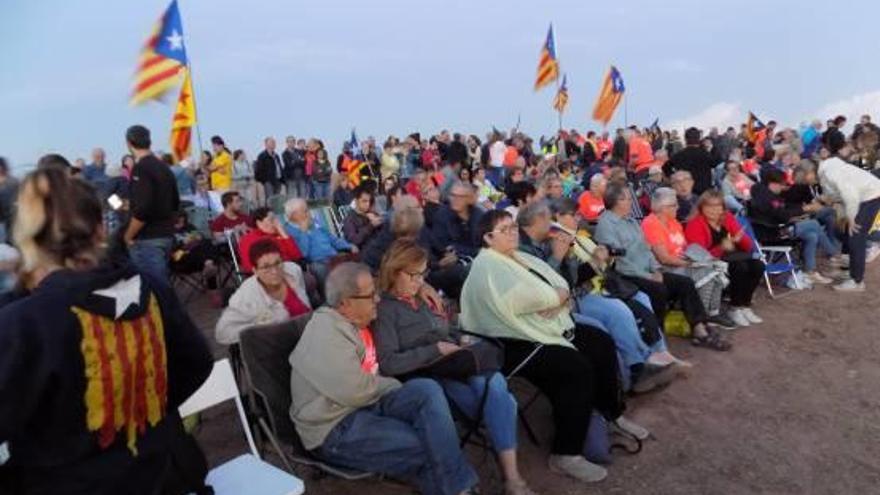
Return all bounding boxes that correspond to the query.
[179,359,304,495]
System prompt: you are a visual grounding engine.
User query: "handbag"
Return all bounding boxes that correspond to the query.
[602,269,640,300]
[416,340,503,382]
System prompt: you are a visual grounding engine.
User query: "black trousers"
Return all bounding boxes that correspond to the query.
[726,258,764,306]
[500,324,624,455]
[626,272,708,326]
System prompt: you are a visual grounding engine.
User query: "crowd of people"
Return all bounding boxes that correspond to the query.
[1,113,880,494]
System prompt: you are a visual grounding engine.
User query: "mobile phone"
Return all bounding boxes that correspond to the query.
[107,194,123,211]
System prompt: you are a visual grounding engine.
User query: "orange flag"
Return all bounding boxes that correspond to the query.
[591,66,625,126]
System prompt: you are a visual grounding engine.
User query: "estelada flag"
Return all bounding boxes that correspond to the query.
[591,65,625,126]
[553,74,569,113]
[534,24,559,92]
[341,156,368,186]
[745,112,766,143]
[131,0,188,105]
[170,69,195,162]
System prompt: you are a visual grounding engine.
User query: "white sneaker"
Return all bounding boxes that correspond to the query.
[611,416,650,440]
[805,272,833,285]
[866,245,880,264]
[741,307,763,324]
[727,308,751,327]
[548,455,608,483]
[833,279,866,292]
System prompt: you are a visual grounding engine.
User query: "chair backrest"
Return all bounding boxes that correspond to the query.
[178,358,260,458]
[239,314,313,444]
[225,229,247,284]
[185,205,214,238]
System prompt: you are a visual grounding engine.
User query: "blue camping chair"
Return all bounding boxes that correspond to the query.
[737,214,800,298]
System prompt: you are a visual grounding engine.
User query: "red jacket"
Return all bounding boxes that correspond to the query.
[684,212,753,259]
[237,229,303,273]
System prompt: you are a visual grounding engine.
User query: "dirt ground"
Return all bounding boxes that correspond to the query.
[188,263,880,495]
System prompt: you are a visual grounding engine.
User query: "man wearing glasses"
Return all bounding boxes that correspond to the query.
[289,263,478,495]
[431,182,485,261]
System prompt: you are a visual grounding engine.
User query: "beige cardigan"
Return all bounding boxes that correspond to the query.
[460,248,574,348]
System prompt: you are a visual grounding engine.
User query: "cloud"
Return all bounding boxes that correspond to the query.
[811,89,880,129]
[666,102,743,131]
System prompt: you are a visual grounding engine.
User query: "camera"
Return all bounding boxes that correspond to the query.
[606,247,626,257]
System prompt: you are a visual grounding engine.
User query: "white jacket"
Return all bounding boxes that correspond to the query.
[818,157,880,222]
[215,262,310,345]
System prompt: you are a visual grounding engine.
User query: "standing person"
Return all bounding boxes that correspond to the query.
[232,149,257,204]
[0,167,213,495]
[628,128,655,177]
[818,155,880,291]
[255,137,285,199]
[821,115,847,155]
[122,125,180,285]
[289,263,480,495]
[283,136,307,198]
[0,158,19,244]
[82,147,110,185]
[312,149,333,200]
[664,127,716,195]
[207,135,233,192]
[488,133,507,187]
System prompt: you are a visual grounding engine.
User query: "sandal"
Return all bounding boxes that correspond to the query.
[691,328,732,351]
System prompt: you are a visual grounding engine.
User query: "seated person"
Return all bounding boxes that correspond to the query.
[594,183,730,351]
[215,238,310,345]
[502,181,538,220]
[577,174,607,222]
[209,190,253,241]
[461,210,648,484]
[170,210,221,291]
[641,188,736,329]
[720,160,754,213]
[431,181,484,260]
[363,195,469,299]
[670,170,698,222]
[237,207,303,273]
[374,240,536,495]
[341,184,383,249]
[749,168,841,285]
[473,166,502,208]
[786,160,842,253]
[422,184,443,229]
[289,263,479,495]
[518,201,680,393]
[332,175,355,207]
[685,191,765,326]
[283,198,356,283]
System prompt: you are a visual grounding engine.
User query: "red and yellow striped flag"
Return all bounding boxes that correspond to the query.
[553,74,569,113]
[591,65,625,126]
[170,70,196,162]
[131,0,188,106]
[534,24,559,92]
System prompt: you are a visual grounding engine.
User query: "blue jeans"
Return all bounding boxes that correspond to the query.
[316,379,477,495]
[814,206,841,247]
[313,181,330,200]
[128,237,173,285]
[487,167,504,189]
[573,292,667,390]
[441,372,517,452]
[794,219,839,272]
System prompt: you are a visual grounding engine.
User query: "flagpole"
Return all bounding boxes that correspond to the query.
[185,62,204,159]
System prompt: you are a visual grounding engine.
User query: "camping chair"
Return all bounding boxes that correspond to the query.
[627,183,645,220]
[184,205,214,239]
[224,228,250,287]
[267,194,287,217]
[238,316,373,480]
[178,358,305,495]
[505,342,545,446]
[737,214,800,298]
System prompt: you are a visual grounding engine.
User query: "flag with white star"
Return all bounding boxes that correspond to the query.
[131,0,189,105]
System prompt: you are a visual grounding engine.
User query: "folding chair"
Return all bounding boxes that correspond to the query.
[238,316,373,480]
[737,214,800,298]
[224,228,250,287]
[184,205,214,239]
[178,358,305,495]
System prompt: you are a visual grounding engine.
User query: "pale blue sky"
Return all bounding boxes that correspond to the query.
[2,0,879,169]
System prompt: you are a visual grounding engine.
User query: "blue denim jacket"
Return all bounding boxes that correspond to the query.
[285,222,351,263]
[593,210,659,279]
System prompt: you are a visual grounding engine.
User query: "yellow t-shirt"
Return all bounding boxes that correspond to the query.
[210,150,233,190]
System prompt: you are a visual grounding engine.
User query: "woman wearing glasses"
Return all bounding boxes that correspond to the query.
[373,240,536,495]
[215,238,310,345]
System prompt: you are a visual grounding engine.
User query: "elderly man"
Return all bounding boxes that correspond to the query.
[82,148,109,184]
[289,263,478,495]
[577,174,607,222]
[670,171,698,222]
[431,181,484,259]
[254,137,285,198]
[284,198,356,283]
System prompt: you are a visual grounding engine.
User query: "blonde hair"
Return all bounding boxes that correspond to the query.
[377,239,428,293]
[13,168,104,277]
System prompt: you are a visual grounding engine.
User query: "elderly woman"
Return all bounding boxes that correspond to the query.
[374,240,536,495]
[517,200,680,393]
[215,238,311,345]
[720,160,754,214]
[685,191,764,326]
[641,187,736,329]
[461,209,648,484]
[594,183,731,351]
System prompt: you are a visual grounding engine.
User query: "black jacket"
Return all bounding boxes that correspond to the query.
[254,150,283,183]
[130,155,180,239]
[748,182,805,242]
[282,148,306,179]
[446,141,468,166]
[341,210,379,249]
[0,262,212,494]
[665,146,716,195]
[430,205,484,259]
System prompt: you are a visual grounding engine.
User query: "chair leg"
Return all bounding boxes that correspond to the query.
[764,272,775,298]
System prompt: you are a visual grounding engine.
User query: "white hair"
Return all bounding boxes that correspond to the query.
[284,198,307,218]
[325,262,372,307]
[590,174,607,188]
[651,187,678,212]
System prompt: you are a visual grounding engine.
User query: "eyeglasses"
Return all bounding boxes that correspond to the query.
[405,268,430,279]
[255,260,284,272]
[349,291,379,301]
[491,225,519,235]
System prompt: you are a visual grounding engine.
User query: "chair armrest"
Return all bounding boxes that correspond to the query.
[760,246,793,253]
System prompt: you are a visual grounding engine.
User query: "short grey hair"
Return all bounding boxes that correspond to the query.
[590,173,607,188]
[517,201,551,228]
[603,181,630,210]
[651,187,678,212]
[325,262,372,307]
[284,198,307,218]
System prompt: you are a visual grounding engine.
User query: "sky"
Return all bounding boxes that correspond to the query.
[3,0,880,170]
